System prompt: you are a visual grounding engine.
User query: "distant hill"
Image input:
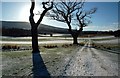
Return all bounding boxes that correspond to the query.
[1,21,69,34]
[1,21,115,37]
[1,21,31,29]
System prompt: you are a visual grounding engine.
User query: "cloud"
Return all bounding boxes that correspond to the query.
[83,25,118,31]
[112,22,118,25]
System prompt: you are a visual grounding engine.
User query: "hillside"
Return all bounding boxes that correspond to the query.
[1,21,69,36]
[1,21,117,37]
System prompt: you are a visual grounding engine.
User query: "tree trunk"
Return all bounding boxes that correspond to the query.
[73,36,78,44]
[31,26,39,53]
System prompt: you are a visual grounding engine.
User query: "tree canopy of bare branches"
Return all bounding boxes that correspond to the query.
[50,0,97,44]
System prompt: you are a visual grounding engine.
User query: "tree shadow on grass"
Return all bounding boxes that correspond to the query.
[32,52,51,78]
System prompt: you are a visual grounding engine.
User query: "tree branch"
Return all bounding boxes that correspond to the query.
[29,0,35,26]
[36,2,53,25]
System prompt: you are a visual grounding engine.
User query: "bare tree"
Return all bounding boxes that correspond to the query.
[29,0,53,53]
[50,0,97,44]
[29,0,53,76]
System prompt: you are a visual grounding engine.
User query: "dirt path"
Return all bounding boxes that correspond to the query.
[61,39,118,76]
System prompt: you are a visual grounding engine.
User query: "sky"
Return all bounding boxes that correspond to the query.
[0,0,119,31]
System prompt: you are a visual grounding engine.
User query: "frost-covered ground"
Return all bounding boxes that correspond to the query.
[61,41,118,76]
[95,38,119,44]
[1,40,74,44]
[1,36,119,76]
[1,36,116,44]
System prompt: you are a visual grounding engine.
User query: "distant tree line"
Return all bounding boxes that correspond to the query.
[2,28,31,37]
[2,27,119,37]
[2,27,69,37]
[113,30,120,37]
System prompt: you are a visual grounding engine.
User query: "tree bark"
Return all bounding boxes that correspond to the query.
[31,25,39,53]
[73,35,78,44]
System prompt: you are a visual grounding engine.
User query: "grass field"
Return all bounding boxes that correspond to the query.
[92,37,120,54]
[2,44,79,76]
[2,36,84,42]
[1,35,119,76]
